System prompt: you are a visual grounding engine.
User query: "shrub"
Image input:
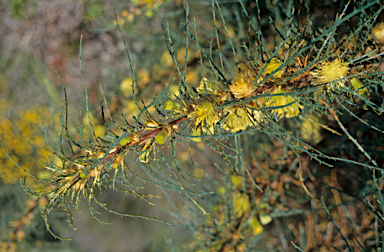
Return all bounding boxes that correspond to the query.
[1,0,384,251]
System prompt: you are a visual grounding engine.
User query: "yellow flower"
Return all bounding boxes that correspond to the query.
[231,175,242,187]
[222,107,253,132]
[312,59,349,89]
[264,87,303,118]
[120,77,135,97]
[176,47,195,64]
[121,10,129,17]
[189,102,218,128]
[82,113,106,137]
[159,51,174,67]
[185,71,199,85]
[229,63,257,99]
[145,10,153,17]
[193,168,204,179]
[300,117,323,144]
[114,17,125,26]
[249,217,263,235]
[217,186,225,195]
[252,109,264,123]
[372,22,384,44]
[248,106,264,124]
[233,193,250,218]
[263,58,284,78]
[248,98,265,123]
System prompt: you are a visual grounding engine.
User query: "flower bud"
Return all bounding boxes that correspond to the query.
[164,100,180,111]
[120,135,131,146]
[155,129,168,145]
[351,77,366,95]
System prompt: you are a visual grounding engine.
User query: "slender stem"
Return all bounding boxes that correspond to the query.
[99,116,189,166]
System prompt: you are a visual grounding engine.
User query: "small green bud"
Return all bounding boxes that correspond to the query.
[80,172,87,179]
[120,136,131,146]
[164,100,181,111]
[351,77,366,95]
[155,129,168,145]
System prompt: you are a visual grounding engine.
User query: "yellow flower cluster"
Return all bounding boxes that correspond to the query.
[115,0,170,25]
[222,107,253,133]
[189,102,218,129]
[233,193,250,218]
[264,87,303,118]
[229,63,257,99]
[312,59,349,89]
[0,104,57,185]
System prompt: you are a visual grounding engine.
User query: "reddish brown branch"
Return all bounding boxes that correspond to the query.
[99,116,189,166]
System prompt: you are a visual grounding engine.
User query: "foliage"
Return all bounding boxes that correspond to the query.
[1,0,384,251]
